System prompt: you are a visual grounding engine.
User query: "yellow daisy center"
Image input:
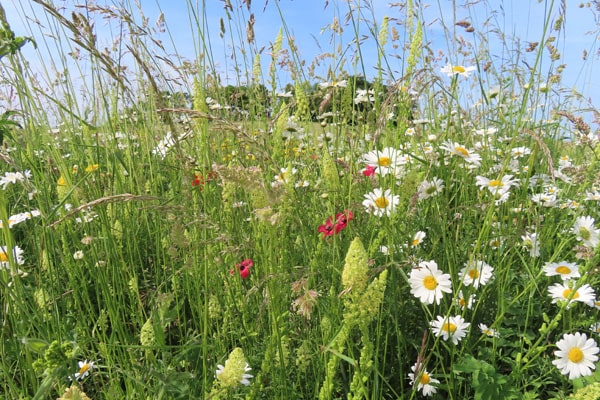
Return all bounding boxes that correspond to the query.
[423,275,438,290]
[568,347,584,363]
[458,297,466,307]
[562,289,579,299]
[378,156,391,167]
[455,146,469,157]
[419,371,431,385]
[489,179,503,187]
[555,265,571,275]
[442,322,457,333]
[79,363,90,375]
[0,251,8,262]
[468,269,480,279]
[452,65,466,73]
[374,197,389,209]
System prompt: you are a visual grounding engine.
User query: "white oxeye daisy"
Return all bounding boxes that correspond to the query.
[511,146,531,158]
[430,315,470,345]
[408,260,452,305]
[543,261,581,280]
[408,363,440,396]
[272,167,297,188]
[456,290,475,310]
[479,323,500,338]
[360,147,404,177]
[417,177,445,201]
[440,63,476,77]
[439,140,481,166]
[548,282,595,308]
[459,261,494,289]
[590,323,600,334]
[362,188,399,217]
[584,190,600,201]
[572,216,599,249]
[411,231,426,247]
[475,175,519,196]
[521,232,540,257]
[0,245,25,268]
[0,170,31,189]
[74,359,95,381]
[552,332,599,380]
[531,192,558,207]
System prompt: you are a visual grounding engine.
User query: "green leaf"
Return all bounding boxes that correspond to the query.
[20,337,49,354]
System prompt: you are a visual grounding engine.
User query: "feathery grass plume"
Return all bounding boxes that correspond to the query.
[320,147,341,192]
[34,288,51,318]
[112,219,123,242]
[192,76,210,157]
[341,237,369,297]
[406,20,423,77]
[378,16,389,47]
[253,53,262,82]
[269,28,283,94]
[294,82,310,121]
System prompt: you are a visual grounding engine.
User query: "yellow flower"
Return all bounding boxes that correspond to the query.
[85,164,99,173]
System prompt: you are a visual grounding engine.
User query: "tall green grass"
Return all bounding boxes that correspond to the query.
[1,0,599,399]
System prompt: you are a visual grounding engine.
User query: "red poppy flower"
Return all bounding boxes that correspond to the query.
[192,171,218,190]
[192,175,205,188]
[362,165,376,177]
[318,219,335,237]
[230,258,253,279]
[334,210,353,230]
[318,210,352,238]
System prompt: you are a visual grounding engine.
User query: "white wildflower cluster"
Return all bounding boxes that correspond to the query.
[0,170,32,189]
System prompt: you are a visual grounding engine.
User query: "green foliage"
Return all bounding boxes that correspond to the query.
[0,4,35,60]
[0,0,598,399]
[455,355,518,399]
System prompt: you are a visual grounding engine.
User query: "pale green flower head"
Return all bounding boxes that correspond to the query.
[569,382,600,399]
[342,237,369,295]
[321,149,340,192]
[216,347,253,388]
[140,318,155,347]
[358,269,388,321]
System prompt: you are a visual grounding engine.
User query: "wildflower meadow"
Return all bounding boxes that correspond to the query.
[1,0,600,398]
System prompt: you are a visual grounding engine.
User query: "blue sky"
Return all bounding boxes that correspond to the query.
[3,0,599,105]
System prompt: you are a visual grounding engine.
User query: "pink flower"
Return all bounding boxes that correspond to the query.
[231,258,253,279]
[362,165,376,177]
